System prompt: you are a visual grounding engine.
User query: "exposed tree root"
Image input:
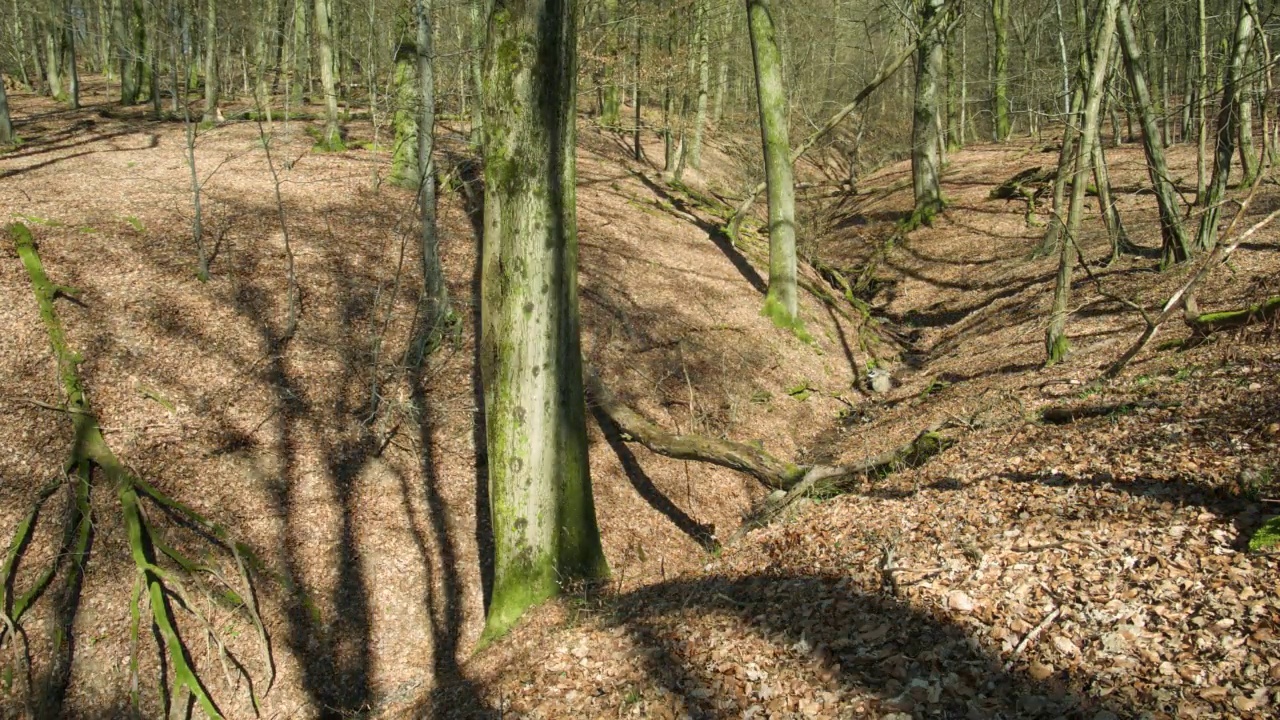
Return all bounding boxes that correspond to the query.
[3,223,272,719]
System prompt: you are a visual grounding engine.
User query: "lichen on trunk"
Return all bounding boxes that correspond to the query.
[479,0,607,643]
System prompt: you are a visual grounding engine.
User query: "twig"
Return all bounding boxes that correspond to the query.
[1004,606,1062,671]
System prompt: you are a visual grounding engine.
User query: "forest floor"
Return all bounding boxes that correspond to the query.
[0,81,1278,720]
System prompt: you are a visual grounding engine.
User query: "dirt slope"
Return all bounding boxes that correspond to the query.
[1,82,1278,720]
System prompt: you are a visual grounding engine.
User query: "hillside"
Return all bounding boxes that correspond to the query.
[1,81,1278,720]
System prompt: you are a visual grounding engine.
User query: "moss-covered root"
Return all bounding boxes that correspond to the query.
[5,223,272,717]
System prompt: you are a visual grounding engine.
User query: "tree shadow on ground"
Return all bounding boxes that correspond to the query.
[634,172,767,295]
[427,571,1140,719]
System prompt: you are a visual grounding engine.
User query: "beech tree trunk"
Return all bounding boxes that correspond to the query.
[992,0,1010,140]
[314,0,342,148]
[411,0,450,362]
[479,0,608,642]
[1196,0,1208,201]
[0,73,13,145]
[747,0,799,327]
[202,0,219,122]
[1046,0,1119,364]
[911,0,946,224]
[1117,0,1191,265]
[689,0,710,168]
[1195,0,1256,251]
[292,0,310,106]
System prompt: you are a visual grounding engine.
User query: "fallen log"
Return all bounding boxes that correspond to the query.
[587,370,954,498]
[586,370,809,490]
[1186,296,1280,338]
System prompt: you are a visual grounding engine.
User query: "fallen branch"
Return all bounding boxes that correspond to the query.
[1185,295,1280,338]
[1101,175,1279,380]
[1039,400,1178,424]
[1004,607,1062,672]
[586,370,810,490]
[3,223,273,717]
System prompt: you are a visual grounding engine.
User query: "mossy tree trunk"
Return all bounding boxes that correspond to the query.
[63,0,79,110]
[390,33,419,186]
[114,0,140,104]
[992,0,1010,141]
[202,0,219,122]
[1237,47,1259,186]
[600,0,621,128]
[911,0,946,225]
[314,0,342,148]
[410,0,451,363]
[1195,0,1256,251]
[0,73,13,144]
[689,0,710,168]
[1045,0,1119,364]
[291,0,310,107]
[747,0,799,327]
[42,18,65,101]
[479,0,608,642]
[1117,0,1191,265]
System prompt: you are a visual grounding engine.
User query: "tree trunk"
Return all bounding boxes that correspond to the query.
[689,0,710,168]
[314,0,341,148]
[1195,0,1256,251]
[633,13,642,161]
[291,0,309,106]
[712,4,730,124]
[390,37,418,186]
[115,0,139,103]
[43,19,65,101]
[746,0,799,327]
[411,0,450,363]
[945,13,961,152]
[254,0,278,121]
[468,0,486,146]
[0,72,13,145]
[202,0,219,122]
[911,0,946,224]
[1046,0,1119,364]
[1196,0,1208,201]
[64,0,80,110]
[992,0,1010,140]
[1237,48,1259,186]
[1117,0,1190,265]
[479,0,608,642]
[600,0,621,128]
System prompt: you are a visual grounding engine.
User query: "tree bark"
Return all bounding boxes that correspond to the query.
[201,0,219,122]
[411,0,450,363]
[746,0,799,327]
[1196,0,1208,201]
[1046,0,1119,364]
[992,0,1010,140]
[1117,0,1191,265]
[314,0,341,148]
[600,0,621,128]
[1195,0,1256,251]
[390,33,418,186]
[911,0,946,224]
[689,0,710,168]
[0,72,13,145]
[479,0,607,642]
[291,0,309,106]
